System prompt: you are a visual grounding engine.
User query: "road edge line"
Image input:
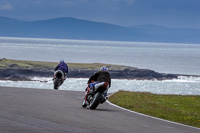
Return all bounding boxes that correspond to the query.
[106,100,200,130]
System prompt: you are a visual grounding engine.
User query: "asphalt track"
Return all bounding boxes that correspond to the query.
[0,86,199,133]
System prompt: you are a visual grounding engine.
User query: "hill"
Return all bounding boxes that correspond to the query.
[0,16,200,43]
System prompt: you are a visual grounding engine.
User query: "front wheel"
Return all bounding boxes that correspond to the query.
[89,92,102,110]
[54,78,60,90]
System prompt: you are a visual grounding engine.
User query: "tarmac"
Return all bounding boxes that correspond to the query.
[0,86,199,133]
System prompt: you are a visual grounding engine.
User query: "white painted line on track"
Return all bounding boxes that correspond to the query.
[106,100,200,130]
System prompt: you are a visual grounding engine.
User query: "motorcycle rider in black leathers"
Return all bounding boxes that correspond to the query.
[87,66,111,103]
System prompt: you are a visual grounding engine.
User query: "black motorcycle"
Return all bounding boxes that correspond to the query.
[82,82,108,110]
[53,70,65,90]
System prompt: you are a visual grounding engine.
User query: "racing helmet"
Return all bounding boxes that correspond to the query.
[60,60,65,63]
[100,66,108,71]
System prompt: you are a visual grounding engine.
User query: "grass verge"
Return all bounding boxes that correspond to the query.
[109,91,200,128]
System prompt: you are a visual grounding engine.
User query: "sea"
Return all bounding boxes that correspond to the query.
[0,37,200,95]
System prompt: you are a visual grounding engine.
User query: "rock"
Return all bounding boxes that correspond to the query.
[0,67,179,81]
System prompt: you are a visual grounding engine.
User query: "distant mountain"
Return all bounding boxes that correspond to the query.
[0,16,24,24]
[0,16,200,43]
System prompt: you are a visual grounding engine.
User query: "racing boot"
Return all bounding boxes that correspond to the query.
[82,98,89,108]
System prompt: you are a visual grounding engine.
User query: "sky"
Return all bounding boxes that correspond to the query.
[0,0,200,28]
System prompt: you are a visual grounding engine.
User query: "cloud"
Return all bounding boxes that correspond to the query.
[0,3,13,11]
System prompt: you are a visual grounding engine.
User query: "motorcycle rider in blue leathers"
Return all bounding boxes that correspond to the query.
[55,60,68,77]
[54,60,68,85]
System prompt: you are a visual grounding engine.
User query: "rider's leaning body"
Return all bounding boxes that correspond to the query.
[82,66,111,107]
[87,66,111,97]
[54,60,68,76]
[87,70,111,88]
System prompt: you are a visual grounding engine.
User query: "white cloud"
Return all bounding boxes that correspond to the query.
[0,3,13,11]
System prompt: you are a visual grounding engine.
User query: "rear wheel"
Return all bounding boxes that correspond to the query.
[89,92,102,110]
[54,78,60,90]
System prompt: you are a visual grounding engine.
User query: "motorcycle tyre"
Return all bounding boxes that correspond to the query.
[89,92,102,110]
[54,78,60,90]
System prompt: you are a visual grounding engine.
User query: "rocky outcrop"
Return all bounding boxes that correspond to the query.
[110,69,177,80]
[0,67,178,81]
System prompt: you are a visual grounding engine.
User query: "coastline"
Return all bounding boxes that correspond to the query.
[0,58,198,81]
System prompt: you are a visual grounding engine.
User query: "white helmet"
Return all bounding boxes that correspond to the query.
[100,66,108,71]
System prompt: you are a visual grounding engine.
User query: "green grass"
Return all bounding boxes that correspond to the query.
[0,58,134,70]
[109,91,200,128]
[0,58,56,69]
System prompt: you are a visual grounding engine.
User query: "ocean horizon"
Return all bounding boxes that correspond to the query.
[1,37,200,95]
[1,37,200,75]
